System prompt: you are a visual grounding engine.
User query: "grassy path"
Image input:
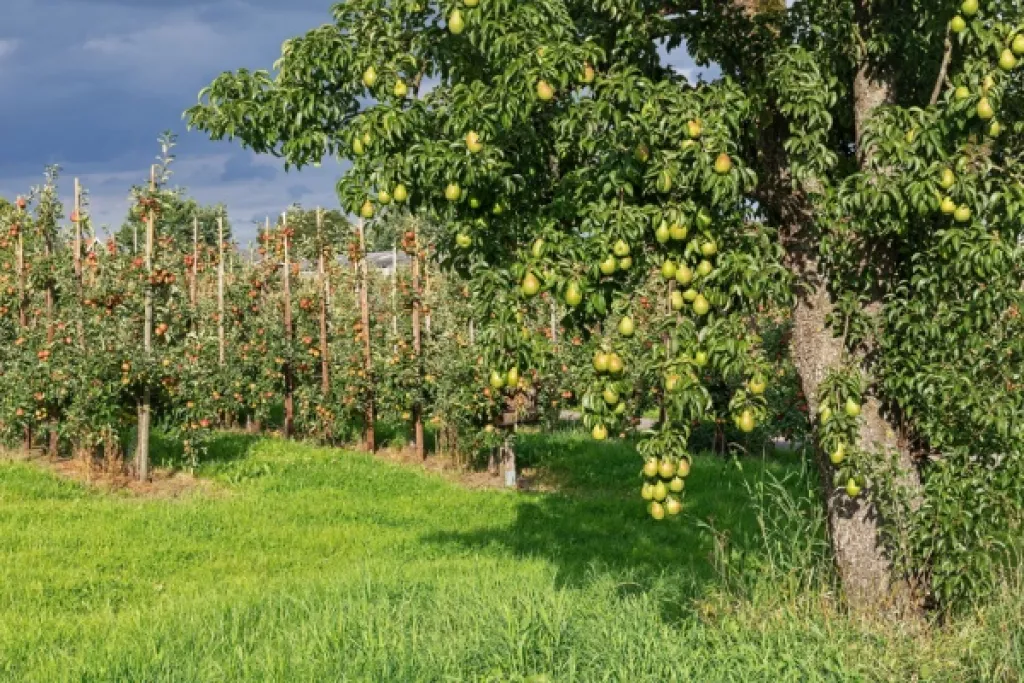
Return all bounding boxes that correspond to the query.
[0,433,1019,681]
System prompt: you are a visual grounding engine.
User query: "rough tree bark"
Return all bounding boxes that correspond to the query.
[743,0,923,614]
[786,231,920,614]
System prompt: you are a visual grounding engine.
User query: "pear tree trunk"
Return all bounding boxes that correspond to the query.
[741,0,924,615]
[785,65,921,616]
[787,248,920,613]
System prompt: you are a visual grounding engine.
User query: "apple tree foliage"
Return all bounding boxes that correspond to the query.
[187,0,1022,608]
[0,161,224,466]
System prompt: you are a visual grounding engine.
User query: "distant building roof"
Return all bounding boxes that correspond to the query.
[292,250,412,275]
[365,251,412,269]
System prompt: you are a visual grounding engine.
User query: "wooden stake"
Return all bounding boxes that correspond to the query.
[282,213,295,438]
[357,219,376,452]
[218,214,226,366]
[317,208,330,396]
[73,178,82,282]
[411,223,425,460]
[392,243,398,336]
[550,300,558,343]
[191,216,199,306]
[14,203,26,329]
[137,165,156,481]
[424,247,432,336]
[15,199,29,451]
[45,181,69,457]
[72,179,85,350]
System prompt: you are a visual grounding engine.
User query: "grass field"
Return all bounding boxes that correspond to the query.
[1,432,1020,682]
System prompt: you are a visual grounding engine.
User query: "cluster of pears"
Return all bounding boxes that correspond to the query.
[599,239,633,275]
[590,349,626,440]
[640,456,691,519]
[656,210,718,318]
[818,396,865,499]
[949,13,1022,137]
[648,119,732,193]
[818,395,862,425]
[535,55,595,103]
[488,365,520,392]
[937,167,973,223]
[951,0,1024,73]
[732,374,768,434]
[359,180,410,220]
[949,0,980,33]
[449,2,595,104]
[518,239,550,298]
[826,441,865,499]
[360,59,410,99]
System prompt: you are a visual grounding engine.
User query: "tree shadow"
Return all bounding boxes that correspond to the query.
[373,419,439,452]
[200,432,265,466]
[149,431,264,471]
[424,431,813,602]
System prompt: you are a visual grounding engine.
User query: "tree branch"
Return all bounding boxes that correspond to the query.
[929,34,953,106]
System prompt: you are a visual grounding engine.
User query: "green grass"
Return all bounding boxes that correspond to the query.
[0,432,1020,682]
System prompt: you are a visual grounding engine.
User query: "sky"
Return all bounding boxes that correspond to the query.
[0,0,707,245]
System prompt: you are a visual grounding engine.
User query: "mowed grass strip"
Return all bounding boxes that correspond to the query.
[0,433,1019,682]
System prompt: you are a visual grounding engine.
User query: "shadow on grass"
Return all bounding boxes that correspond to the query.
[149,431,264,471]
[425,430,816,598]
[373,419,440,453]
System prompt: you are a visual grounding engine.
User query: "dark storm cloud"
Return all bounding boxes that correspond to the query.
[0,0,344,238]
[0,0,712,240]
[287,184,314,201]
[221,154,278,182]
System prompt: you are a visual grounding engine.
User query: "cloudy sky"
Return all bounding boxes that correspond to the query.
[0,0,706,244]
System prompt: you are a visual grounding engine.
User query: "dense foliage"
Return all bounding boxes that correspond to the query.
[183,0,1024,611]
[770,2,1024,607]
[187,0,791,526]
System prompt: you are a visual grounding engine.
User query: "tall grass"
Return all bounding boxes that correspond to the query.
[0,433,1019,681]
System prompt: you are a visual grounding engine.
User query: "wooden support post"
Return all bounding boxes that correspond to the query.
[501,437,518,489]
[41,209,54,343]
[217,214,226,366]
[264,217,270,264]
[550,300,558,343]
[73,178,82,282]
[137,165,156,481]
[392,244,398,336]
[317,208,330,396]
[15,216,26,329]
[282,213,294,438]
[357,220,376,452]
[411,225,425,460]
[72,179,85,351]
[14,198,29,451]
[191,216,199,306]
[424,249,432,337]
